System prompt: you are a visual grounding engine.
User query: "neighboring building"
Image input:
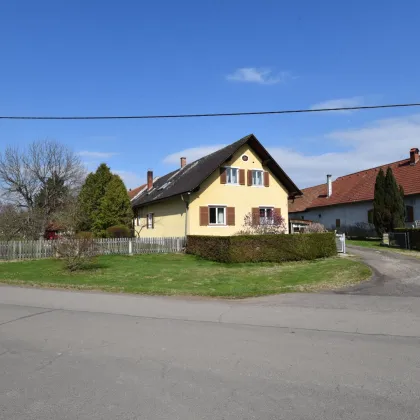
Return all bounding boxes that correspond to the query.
[131,134,301,237]
[128,183,146,200]
[289,147,420,230]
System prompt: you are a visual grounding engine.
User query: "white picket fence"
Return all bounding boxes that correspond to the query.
[0,237,186,261]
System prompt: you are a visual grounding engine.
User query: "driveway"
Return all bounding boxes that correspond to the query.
[342,245,420,297]
[1,286,420,419]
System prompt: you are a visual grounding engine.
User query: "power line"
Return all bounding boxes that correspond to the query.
[1,102,420,120]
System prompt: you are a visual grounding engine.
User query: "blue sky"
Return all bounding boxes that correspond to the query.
[1,0,420,189]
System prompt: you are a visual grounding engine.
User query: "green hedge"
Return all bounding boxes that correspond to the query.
[186,233,337,263]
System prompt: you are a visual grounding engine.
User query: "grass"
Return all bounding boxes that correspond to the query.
[347,238,420,258]
[347,239,382,248]
[0,254,371,298]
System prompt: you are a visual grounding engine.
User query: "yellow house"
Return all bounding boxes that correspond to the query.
[131,134,301,237]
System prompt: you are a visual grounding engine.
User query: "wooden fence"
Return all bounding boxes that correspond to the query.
[0,237,186,261]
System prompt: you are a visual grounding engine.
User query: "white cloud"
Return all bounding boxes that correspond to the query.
[78,151,118,159]
[310,96,365,114]
[162,145,226,165]
[273,113,420,188]
[114,170,144,189]
[226,68,292,85]
[160,114,420,190]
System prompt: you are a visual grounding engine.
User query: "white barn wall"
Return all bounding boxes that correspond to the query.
[290,194,420,229]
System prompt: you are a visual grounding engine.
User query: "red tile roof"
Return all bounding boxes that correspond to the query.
[289,156,420,213]
[128,183,146,200]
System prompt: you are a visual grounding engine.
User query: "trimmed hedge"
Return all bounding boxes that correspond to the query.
[186,233,337,263]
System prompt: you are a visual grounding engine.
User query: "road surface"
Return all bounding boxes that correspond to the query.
[1,285,420,419]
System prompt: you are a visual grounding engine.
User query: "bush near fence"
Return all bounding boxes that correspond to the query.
[186,233,337,263]
[394,228,420,250]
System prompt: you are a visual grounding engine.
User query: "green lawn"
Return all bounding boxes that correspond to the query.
[0,254,371,298]
[347,239,382,248]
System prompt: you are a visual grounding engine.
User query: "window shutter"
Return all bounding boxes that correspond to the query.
[247,170,253,186]
[151,213,154,229]
[220,167,227,184]
[274,208,281,220]
[239,169,245,185]
[407,205,414,222]
[264,171,270,187]
[252,208,260,225]
[227,207,235,226]
[199,206,209,226]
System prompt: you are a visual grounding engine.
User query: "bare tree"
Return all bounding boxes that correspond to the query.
[0,202,25,241]
[0,139,85,237]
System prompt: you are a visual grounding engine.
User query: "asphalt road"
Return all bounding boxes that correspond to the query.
[1,286,420,419]
[344,245,420,297]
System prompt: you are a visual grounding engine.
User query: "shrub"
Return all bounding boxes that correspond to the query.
[338,222,378,239]
[106,224,131,238]
[53,234,98,271]
[237,211,287,235]
[186,233,337,263]
[303,222,326,233]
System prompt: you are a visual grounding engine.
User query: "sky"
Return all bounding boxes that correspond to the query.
[1,0,420,190]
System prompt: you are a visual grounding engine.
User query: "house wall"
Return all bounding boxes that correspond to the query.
[289,194,420,229]
[188,144,290,235]
[134,196,186,237]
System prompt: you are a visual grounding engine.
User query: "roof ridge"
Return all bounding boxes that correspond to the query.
[335,157,410,179]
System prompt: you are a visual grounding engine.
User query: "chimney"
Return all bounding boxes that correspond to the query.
[147,170,153,191]
[410,148,419,165]
[327,174,332,197]
[180,157,186,168]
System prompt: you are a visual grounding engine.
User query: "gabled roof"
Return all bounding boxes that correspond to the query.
[132,134,301,207]
[128,183,146,200]
[289,155,420,213]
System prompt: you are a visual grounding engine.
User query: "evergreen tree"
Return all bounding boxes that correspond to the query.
[373,167,405,235]
[34,172,68,217]
[373,168,386,236]
[77,163,113,232]
[384,167,405,230]
[95,174,133,235]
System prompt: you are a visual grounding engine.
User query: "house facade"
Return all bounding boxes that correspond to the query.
[289,147,420,230]
[131,135,301,237]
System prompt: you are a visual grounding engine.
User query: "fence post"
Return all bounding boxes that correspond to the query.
[128,239,133,256]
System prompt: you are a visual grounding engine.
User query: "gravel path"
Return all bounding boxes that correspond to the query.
[341,245,420,296]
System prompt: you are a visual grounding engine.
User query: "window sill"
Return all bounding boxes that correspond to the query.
[207,225,229,228]
[225,183,241,187]
[251,185,265,188]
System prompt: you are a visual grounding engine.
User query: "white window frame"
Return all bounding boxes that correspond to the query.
[208,206,226,226]
[259,206,274,225]
[147,213,154,229]
[252,169,264,187]
[225,167,239,185]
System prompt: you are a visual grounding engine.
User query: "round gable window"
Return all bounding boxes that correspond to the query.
[242,155,249,161]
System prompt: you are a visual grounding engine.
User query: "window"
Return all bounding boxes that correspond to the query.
[336,219,341,228]
[259,207,274,225]
[209,207,226,225]
[226,167,238,184]
[406,205,414,223]
[252,170,264,186]
[147,213,154,229]
[368,209,374,224]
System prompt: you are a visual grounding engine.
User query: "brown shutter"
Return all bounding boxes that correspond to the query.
[264,171,270,187]
[247,170,252,186]
[252,208,260,225]
[239,169,245,185]
[220,167,227,184]
[199,206,209,226]
[274,208,281,219]
[151,213,154,229]
[226,207,235,226]
[407,205,414,222]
